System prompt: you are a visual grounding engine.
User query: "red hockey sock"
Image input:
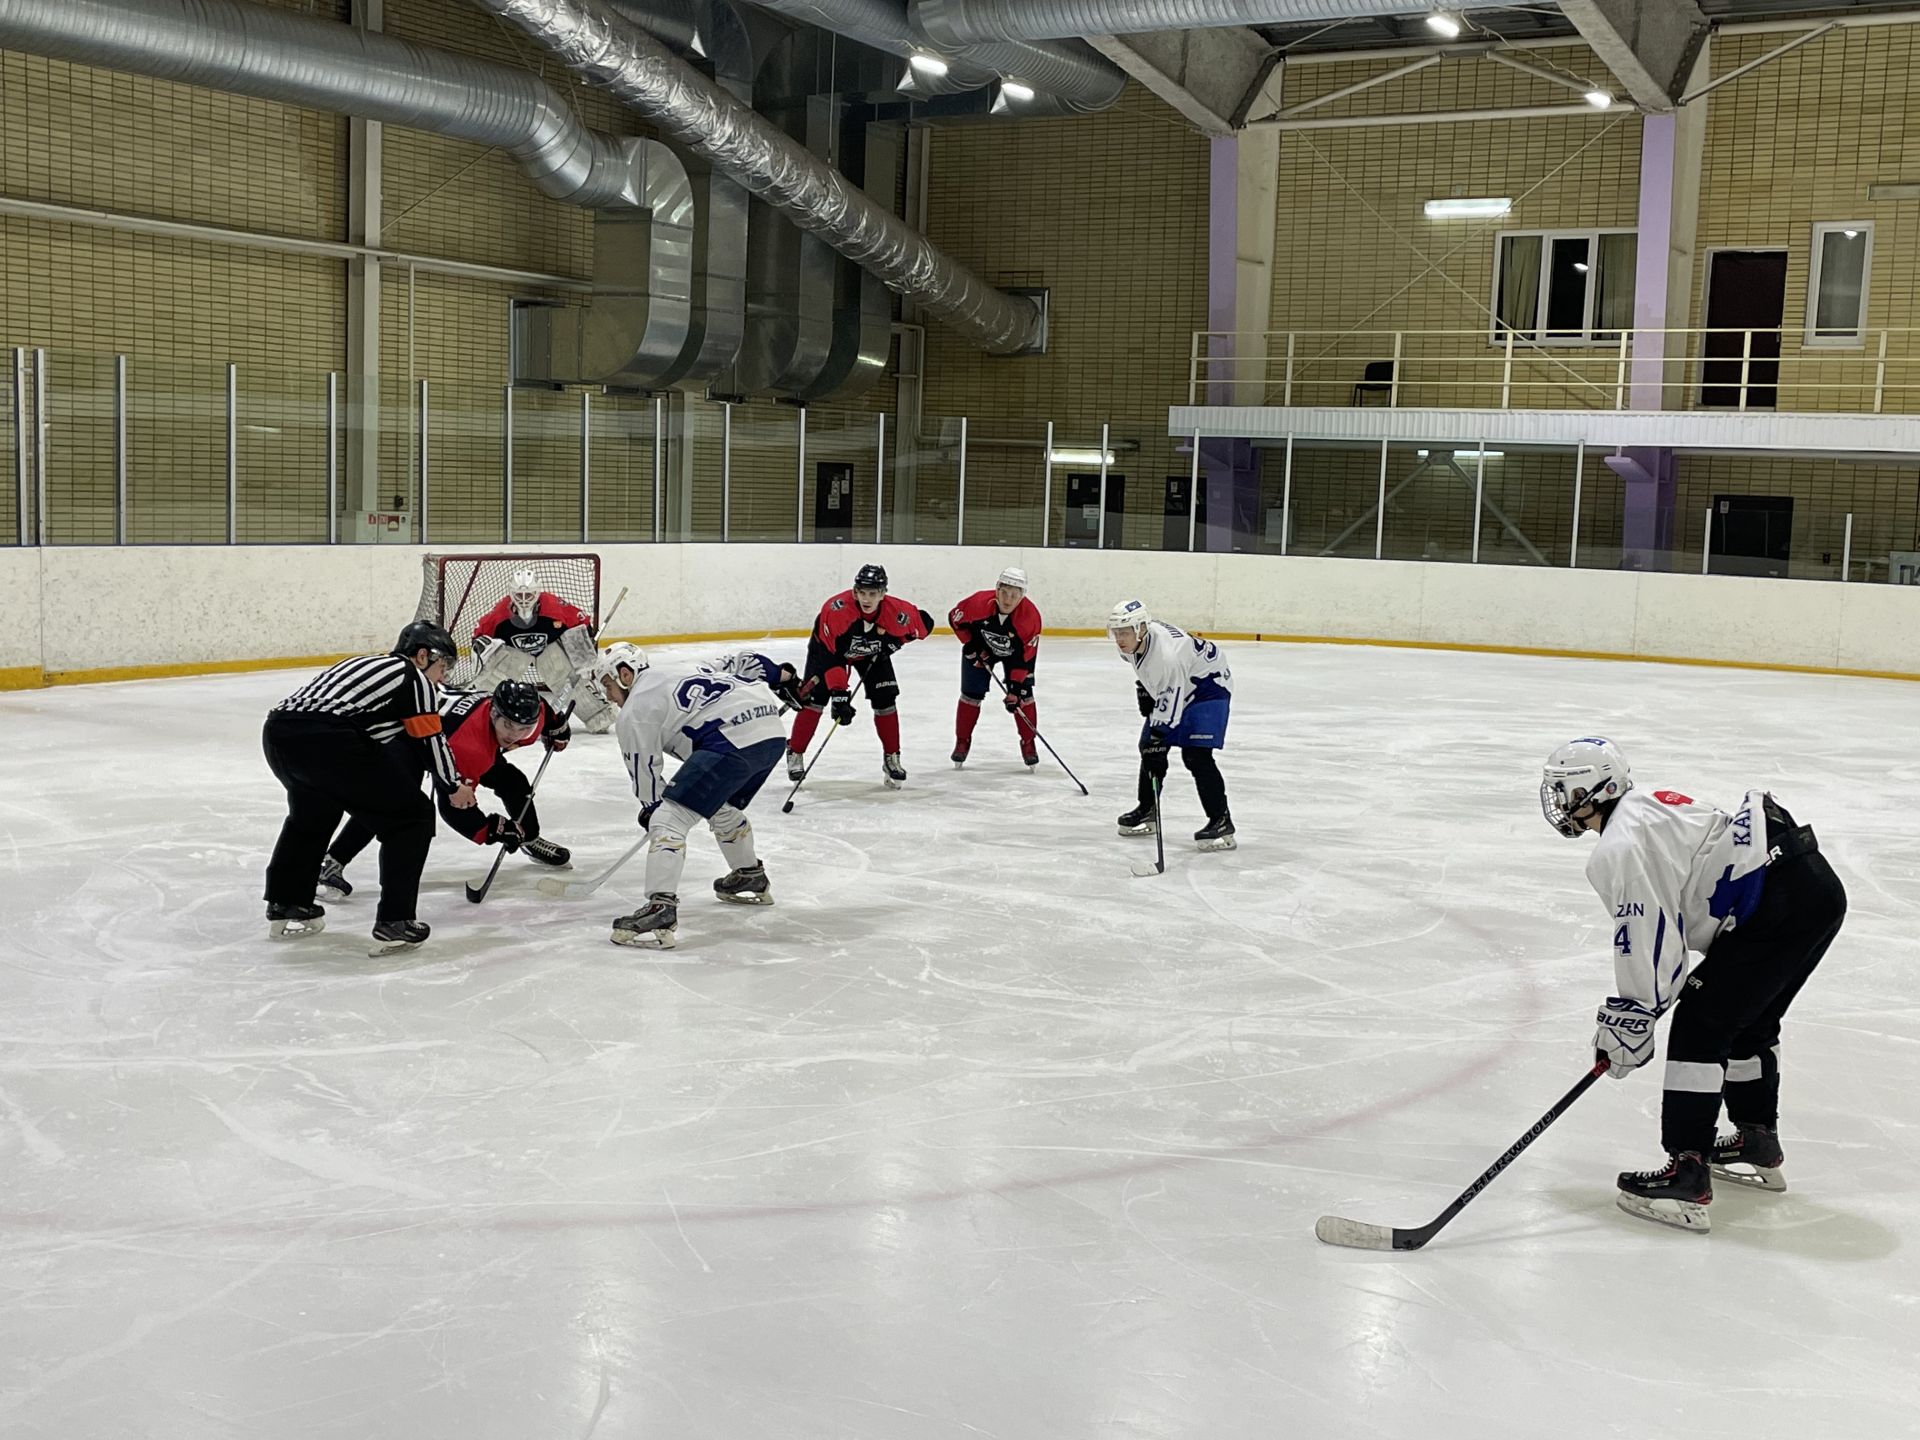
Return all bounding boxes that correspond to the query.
[789,707,823,753]
[875,709,901,752]
[1016,702,1038,749]
[955,698,981,745]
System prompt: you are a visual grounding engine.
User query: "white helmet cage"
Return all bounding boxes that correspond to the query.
[1540,737,1632,838]
[509,569,540,622]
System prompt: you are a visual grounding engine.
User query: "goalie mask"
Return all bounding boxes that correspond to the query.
[509,569,540,623]
[1540,737,1632,839]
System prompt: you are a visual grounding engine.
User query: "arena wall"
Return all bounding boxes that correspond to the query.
[0,545,1915,689]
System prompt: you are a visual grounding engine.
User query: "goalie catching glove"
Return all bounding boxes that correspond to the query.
[1594,996,1657,1078]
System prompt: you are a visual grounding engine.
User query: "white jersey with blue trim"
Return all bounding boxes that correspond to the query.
[614,655,789,806]
[1585,786,1773,1016]
[1128,621,1232,732]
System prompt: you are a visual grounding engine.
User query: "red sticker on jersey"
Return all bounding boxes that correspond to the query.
[1653,790,1694,806]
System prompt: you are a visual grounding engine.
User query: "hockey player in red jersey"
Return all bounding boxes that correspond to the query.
[469,569,599,712]
[320,680,572,896]
[785,563,934,789]
[947,566,1043,768]
[473,570,593,656]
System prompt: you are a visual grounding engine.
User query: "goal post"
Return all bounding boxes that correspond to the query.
[414,552,602,688]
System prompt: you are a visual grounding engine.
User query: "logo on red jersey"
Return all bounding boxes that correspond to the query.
[1653,790,1694,806]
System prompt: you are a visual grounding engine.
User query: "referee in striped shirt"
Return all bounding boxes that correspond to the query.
[262,620,477,947]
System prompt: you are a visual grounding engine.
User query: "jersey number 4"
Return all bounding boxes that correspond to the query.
[1613,924,1632,957]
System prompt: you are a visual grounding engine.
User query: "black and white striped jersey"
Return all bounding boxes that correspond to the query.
[273,654,461,790]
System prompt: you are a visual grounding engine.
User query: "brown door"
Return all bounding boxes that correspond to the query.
[1700,250,1787,408]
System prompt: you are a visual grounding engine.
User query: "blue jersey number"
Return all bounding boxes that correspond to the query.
[675,673,740,709]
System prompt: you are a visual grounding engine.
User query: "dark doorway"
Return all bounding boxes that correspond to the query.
[1710,494,1793,577]
[813,461,853,542]
[1701,250,1787,408]
[1162,473,1206,550]
[1063,471,1126,549]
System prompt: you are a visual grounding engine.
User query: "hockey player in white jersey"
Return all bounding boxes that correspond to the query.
[1106,599,1236,850]
[591,644,791,948]
[1541,738,1847,1232]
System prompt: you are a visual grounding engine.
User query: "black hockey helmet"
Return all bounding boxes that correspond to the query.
[393,619,458,665]
[491,680,542,727]
[853,563,888,592]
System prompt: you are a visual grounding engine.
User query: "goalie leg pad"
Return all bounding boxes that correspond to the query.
[472,636,533,689]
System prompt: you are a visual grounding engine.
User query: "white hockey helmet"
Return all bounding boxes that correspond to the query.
[997,566,1028,592]
[1540,737,1632,839]
[509,569,540,622]
[591,641,649,701]
[1107,598,1151,635]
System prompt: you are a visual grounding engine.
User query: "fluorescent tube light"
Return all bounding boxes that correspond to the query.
[1049,448,1116,466]
[1424,197,1512,220]
[1425,12,1462,38]
[1000,79,1036,102]
[908,52,949,77]
[1417,449,1505,460]
[1583,89,1613,109]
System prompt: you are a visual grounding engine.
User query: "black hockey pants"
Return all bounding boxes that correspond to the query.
[1138,747,1228,820]
[1660,799,1847,1158]
[330,752,538,866]
[263,713,434,923]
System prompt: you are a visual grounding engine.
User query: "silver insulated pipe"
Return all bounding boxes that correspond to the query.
[473,0,1047,354]
[916,0,1507,45]
[0,0,646,209]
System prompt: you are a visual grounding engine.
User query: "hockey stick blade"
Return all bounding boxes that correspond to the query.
[1313,1216,1397,1251]
[537,834,647,899]
[1129,857,1165,878]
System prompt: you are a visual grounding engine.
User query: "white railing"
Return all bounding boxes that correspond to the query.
[1187,327,1920,414]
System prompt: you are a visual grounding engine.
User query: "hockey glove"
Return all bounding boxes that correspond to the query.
[1003,677,1033,711]
[1135,683,1155,718]
[638,801,660,830]
[543,718,572,753]
[963,641,993,668]
[482,814,523,852]
[1138,727,1171,758]
[772,664,806,710]
[1593,997,1657,1079]
[830,691,857,726]
[917,607,935,633]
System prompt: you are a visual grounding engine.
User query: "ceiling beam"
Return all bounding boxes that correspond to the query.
[1557,0,1707,112]
[1084,26,1272,137]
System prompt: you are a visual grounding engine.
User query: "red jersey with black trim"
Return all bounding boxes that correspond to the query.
[812,589,930,689]
[948,591,1042,685]
[474,592,592,656]
[436,690,550,787]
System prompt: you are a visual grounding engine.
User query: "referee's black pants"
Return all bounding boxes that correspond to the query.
[1660,800,1848,1158]
[262,713,435,923]
[330,753,537,864]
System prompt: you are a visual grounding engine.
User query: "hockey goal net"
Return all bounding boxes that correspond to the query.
[414,552,601,688]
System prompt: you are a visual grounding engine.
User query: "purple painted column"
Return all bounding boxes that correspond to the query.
[1622,114,1678,569]
[1202,135,1259,553]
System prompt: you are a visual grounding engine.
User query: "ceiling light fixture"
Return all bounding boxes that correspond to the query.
[908,52,949,77]
[1425,11,1462,39]
[1424,197,1512,220]
[1583,89,1614,109]
[1000,79,1036,102]
[1049,448,1117,467]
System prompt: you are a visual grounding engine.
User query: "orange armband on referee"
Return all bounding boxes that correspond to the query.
[402,712,442,738]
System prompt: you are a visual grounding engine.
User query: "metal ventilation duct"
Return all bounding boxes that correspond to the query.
[916,0,1507,45]
[473,0,1047,355]
[0,0,646,210]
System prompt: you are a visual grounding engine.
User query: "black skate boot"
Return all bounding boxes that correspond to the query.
[1711,1124,1786,1192]
[317,856,353,900]
[1194,812,1237,851]
[951,737,970,767]
[882,752,907,789]
[522,836,571,869]
[1616,1151,1713,1232]
[713,863,773,906]
[785,749,807,782]
[368,919,430,957]
[266,901,326,939]
[1019,736,1038,767]
[611,893,679,949]
[1116,803,1157,837]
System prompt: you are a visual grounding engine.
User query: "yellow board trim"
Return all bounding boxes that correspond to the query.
[2,626,1913,692]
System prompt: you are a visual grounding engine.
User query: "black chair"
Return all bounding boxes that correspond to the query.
[1351,359,1395,406]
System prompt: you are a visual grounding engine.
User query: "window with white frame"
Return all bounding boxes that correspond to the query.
[1806,222,1871,347]
[1492,229,1637,345]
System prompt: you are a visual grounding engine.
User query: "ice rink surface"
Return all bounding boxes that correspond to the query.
[3,635,1918,1438]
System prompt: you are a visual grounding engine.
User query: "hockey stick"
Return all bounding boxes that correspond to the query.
[987,670,1088,795]
[1314,1057,1610,1252]
[465,703,575,904]
[1130,773,1165,879]
[780,669,868,813]
[537,832,648,900]
[597,584,630,638]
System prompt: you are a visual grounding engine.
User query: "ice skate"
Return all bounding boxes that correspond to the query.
[611,893,679,949]
[317,856,353,900]
[1194,812,1237,851]
[1116,802,1157,837]
[266,901,326,939]
[883,752,907,789]
[521,836,571,869]
[713,863,773,906]
[1712,1124,1787,1192]
[785,749,807,782]
[1616,1151,1713,1232]
[951,738,970,768]
[368,919,429,957]
[1020,738,1039,768]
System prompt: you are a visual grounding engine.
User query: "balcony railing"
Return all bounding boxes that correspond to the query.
[1188,327,1920,414]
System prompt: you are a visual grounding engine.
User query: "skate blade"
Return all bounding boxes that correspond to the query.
[267,917,326,940]
[366,936,423,958]
[1118,824,1157,837]
[883,779,905,790]
[317,882,351,901]
[1711,1162,1786,1192]
[1196,836,1238,852]
[716,892,773,907]
[1615,1192,1711,1232]
[526,857,574,871]
[610,927,677,949]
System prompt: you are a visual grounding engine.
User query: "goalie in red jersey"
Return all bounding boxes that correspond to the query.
[470,568,606,725]
[947,566,1043,769]
[784,563,933,789]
